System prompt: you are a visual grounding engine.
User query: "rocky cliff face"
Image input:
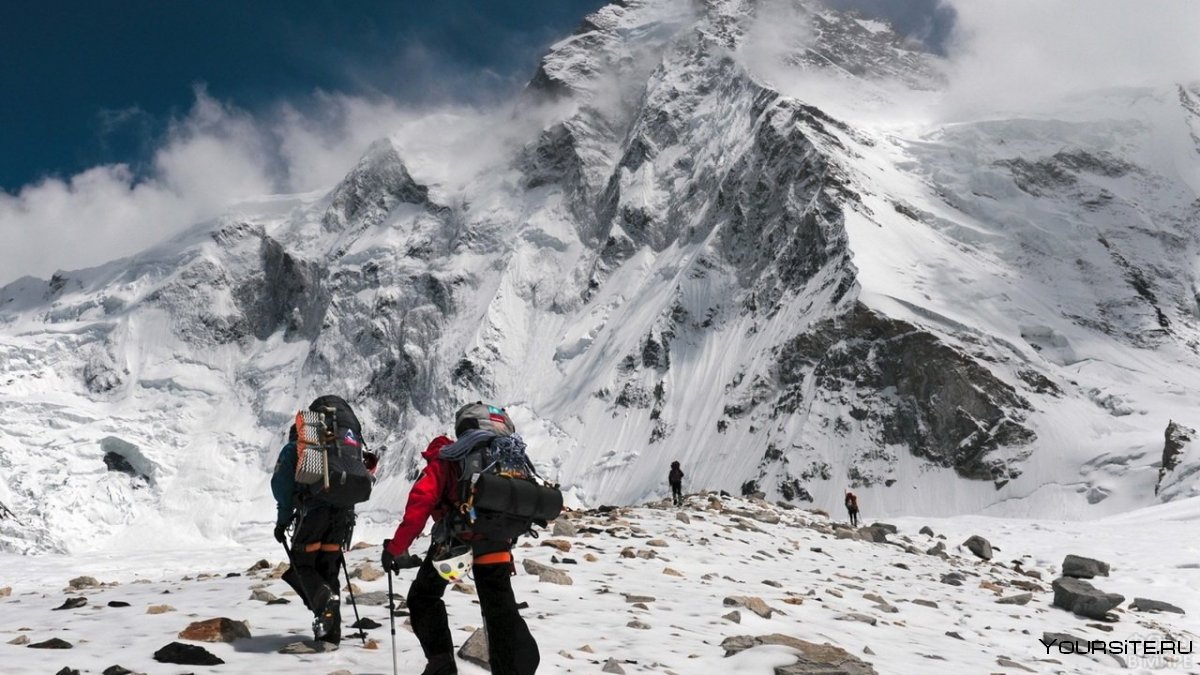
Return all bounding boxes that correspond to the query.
[2,0,1199,552]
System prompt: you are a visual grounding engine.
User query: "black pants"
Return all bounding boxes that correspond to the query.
[670,483,683,506]
[848,508,859,527]
[285,505,352,613]
[408,541,540,675]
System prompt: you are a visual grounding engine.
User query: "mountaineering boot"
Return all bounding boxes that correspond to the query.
[421,653,458,675]
[317,592,341,645]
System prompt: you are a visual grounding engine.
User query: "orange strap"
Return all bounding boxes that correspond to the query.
[474,551,513,566]
[302,542,342,553]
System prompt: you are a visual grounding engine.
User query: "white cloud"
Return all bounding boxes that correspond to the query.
[939,0,1200,118]
[0,87,486,284]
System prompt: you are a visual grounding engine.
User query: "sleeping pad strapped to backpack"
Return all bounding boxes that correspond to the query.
[447,403,563,541]
[294,395,374,507]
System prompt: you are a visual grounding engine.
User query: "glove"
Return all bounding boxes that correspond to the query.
[273,523,288,544]
[381,539,421,572]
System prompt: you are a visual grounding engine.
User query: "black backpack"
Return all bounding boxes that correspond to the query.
[294,395,374,508]
[448,404,563,541]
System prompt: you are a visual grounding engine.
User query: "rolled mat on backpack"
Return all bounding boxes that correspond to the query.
[468,474,564,540]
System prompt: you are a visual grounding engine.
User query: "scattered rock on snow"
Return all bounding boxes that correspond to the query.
[996,656,1036,672]
[676,511,691,524]
[622,594,655,603]
[8,635,30,645]
[351,563,384,582]
[723,596,776,619]
[963,535,993,560]
[552,519,579,537]
[53,667,79,675]
[28,637,73,649]
[857,527,889,543]
[602,658,626,673]
[721,634,878,674]
[919,526,935,537]
[68,576,101,590]
[1051,577,1124,620]
[153,641,224,665]
[542,539,572,552]
[245,559,271,572]
[53,597,88,610]
[107,600,131,608]
[1129,597,1185,614]
[354,591,393,606]
[996,593,1033,606]
[101,666,136,675]
[458,627,488,668]
[178,618,251,642]
[249,589,278,603]
[836,613,878,626]
[940,572,965,587]
[277,640,338,654]
[1061,554,1110,579]
[723,611,741,623]
[146,605,176,614]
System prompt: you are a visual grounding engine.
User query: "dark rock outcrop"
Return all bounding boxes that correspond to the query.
[1061,554,1110,579]
[177,618,251,642]
[1130,597,1185,614]
[152,641,225,665]
[963,535,993,560]
[1051,577,1124,620]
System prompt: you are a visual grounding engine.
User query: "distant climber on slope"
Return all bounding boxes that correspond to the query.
[272,395,378,646]
[845,489,860,527]
[669,460,684,506]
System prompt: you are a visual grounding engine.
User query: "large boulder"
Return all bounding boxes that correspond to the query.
[721,634,878,674]
[1130,598,1185,615]
[1061,554,1110,579]
[152,642,224,665]
[458,627,488,669]
[1051,577,1124,620]
[963,535,993,560]
[177,618,251,642]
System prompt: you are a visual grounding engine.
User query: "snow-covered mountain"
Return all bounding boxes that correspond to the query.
[3,0,1199,554]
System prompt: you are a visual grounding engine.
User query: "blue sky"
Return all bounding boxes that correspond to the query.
[2,1,1195,284]
[0,0,607,192]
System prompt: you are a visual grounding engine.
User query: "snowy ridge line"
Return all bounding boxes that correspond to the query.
[1,0,1199,553]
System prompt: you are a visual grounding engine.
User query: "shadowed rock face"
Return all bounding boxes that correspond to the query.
[236,236,329,342]
[322,139,434,233]
[774,304,1035,482]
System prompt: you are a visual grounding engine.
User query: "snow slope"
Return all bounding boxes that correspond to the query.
[1,497,1197,674]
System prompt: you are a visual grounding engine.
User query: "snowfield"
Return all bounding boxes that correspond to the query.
[2,495,1198,674]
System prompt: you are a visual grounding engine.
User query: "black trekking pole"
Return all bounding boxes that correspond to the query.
[340,555,367,646]
[386,568,398,675]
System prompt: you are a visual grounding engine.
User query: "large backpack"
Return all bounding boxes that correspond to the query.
[294,395,374,508]
[448,404,563,541]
